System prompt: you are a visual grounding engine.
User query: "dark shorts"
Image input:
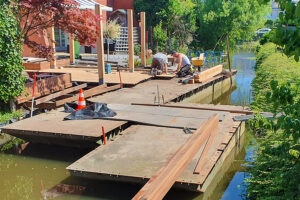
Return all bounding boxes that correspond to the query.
[151,58,165,70]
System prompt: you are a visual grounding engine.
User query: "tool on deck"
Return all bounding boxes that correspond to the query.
[30,73,37,117]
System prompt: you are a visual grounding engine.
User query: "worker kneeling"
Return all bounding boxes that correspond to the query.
[150,52,168,76]
[172,51,193,77]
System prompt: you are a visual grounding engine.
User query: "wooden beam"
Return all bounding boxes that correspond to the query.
[55,84,120,106]
[140,12,146,67]
[24,101,56,110]
[194,118,218,174]
[131,103,253,115]
[48,26,56,69]
[127,9,134,72]
[35,83,87,105]
[95,5,105,85]
[132,114,219,200]
[69,33,75,64]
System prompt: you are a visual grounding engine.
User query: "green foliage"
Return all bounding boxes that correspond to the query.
[270,0,300,61]
[0,0,25,104]
[134,44,141,56]
[153,21,168,52]
[134,0,168,28]
[251,43,300,111]
[247,81,300,199]
[192,0,270,50]
[134,59,142,67]
[134,0,196,51]
[0,110,23,123]
[1,137,25,152]
[259,31,272,45]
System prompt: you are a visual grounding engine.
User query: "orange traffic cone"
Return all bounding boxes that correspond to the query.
[76,89,86,111]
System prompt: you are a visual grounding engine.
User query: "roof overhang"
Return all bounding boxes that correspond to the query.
[75,0,113,11]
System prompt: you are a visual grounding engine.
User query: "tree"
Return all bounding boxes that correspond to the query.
[159,0,196,50]
[269,0,300,61]
[153,21,168,52]
[103,19,121,61]
[134,0,168,28]
[16,0,100,58]
[0,0,25,108]
[192,0,270,50]
[134,0,196,51]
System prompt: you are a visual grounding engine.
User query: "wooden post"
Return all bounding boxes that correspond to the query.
[226,35,232,85]
[48,26,56,69]
[140,12,146,67]
[150,26,153,50]
[69,33,75,65]
[127,9,134,72]
[226,35,232,72]
[95,5,105,85]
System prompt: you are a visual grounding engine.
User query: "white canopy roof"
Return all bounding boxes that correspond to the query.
[75,0,113,11]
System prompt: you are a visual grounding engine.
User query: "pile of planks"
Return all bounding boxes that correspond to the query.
[133,114,219,200]
[17,72,120,110]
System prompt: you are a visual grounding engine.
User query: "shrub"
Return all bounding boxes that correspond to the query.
[0,1,25,108]
[134,44,141,56]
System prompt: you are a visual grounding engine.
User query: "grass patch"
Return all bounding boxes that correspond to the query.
[251,43,300,111]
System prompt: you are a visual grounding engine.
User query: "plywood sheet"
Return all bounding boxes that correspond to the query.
[103,104,228,129]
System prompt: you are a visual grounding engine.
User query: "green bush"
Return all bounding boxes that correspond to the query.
[251,43,300,111]
[247,81,300,199]
[0,0,25,107]
[134,59,141,67]
[134,44,141,56]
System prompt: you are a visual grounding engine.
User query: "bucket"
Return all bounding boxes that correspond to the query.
[105,64,111,74]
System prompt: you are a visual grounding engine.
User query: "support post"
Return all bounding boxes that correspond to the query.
[127,9,134,72]
[69,33,75,65]
[48,26,56,69]
[95,5,105,85]
[226,35,232,85]
[140,12,146,67]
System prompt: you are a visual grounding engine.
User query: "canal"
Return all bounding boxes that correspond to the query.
[0,49,257,200]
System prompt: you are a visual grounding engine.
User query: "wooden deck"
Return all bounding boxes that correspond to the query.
[67,110,244,192]
[89,71,236,104]
[32,68,153,86]
[1,108,127,147]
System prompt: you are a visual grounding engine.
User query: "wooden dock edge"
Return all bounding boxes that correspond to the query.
[198,121,246,192]
[1,122,129,148]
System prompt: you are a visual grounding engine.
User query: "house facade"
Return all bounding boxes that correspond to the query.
[23,0,137,57]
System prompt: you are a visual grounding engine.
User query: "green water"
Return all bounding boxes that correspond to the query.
[0,50,257,200]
